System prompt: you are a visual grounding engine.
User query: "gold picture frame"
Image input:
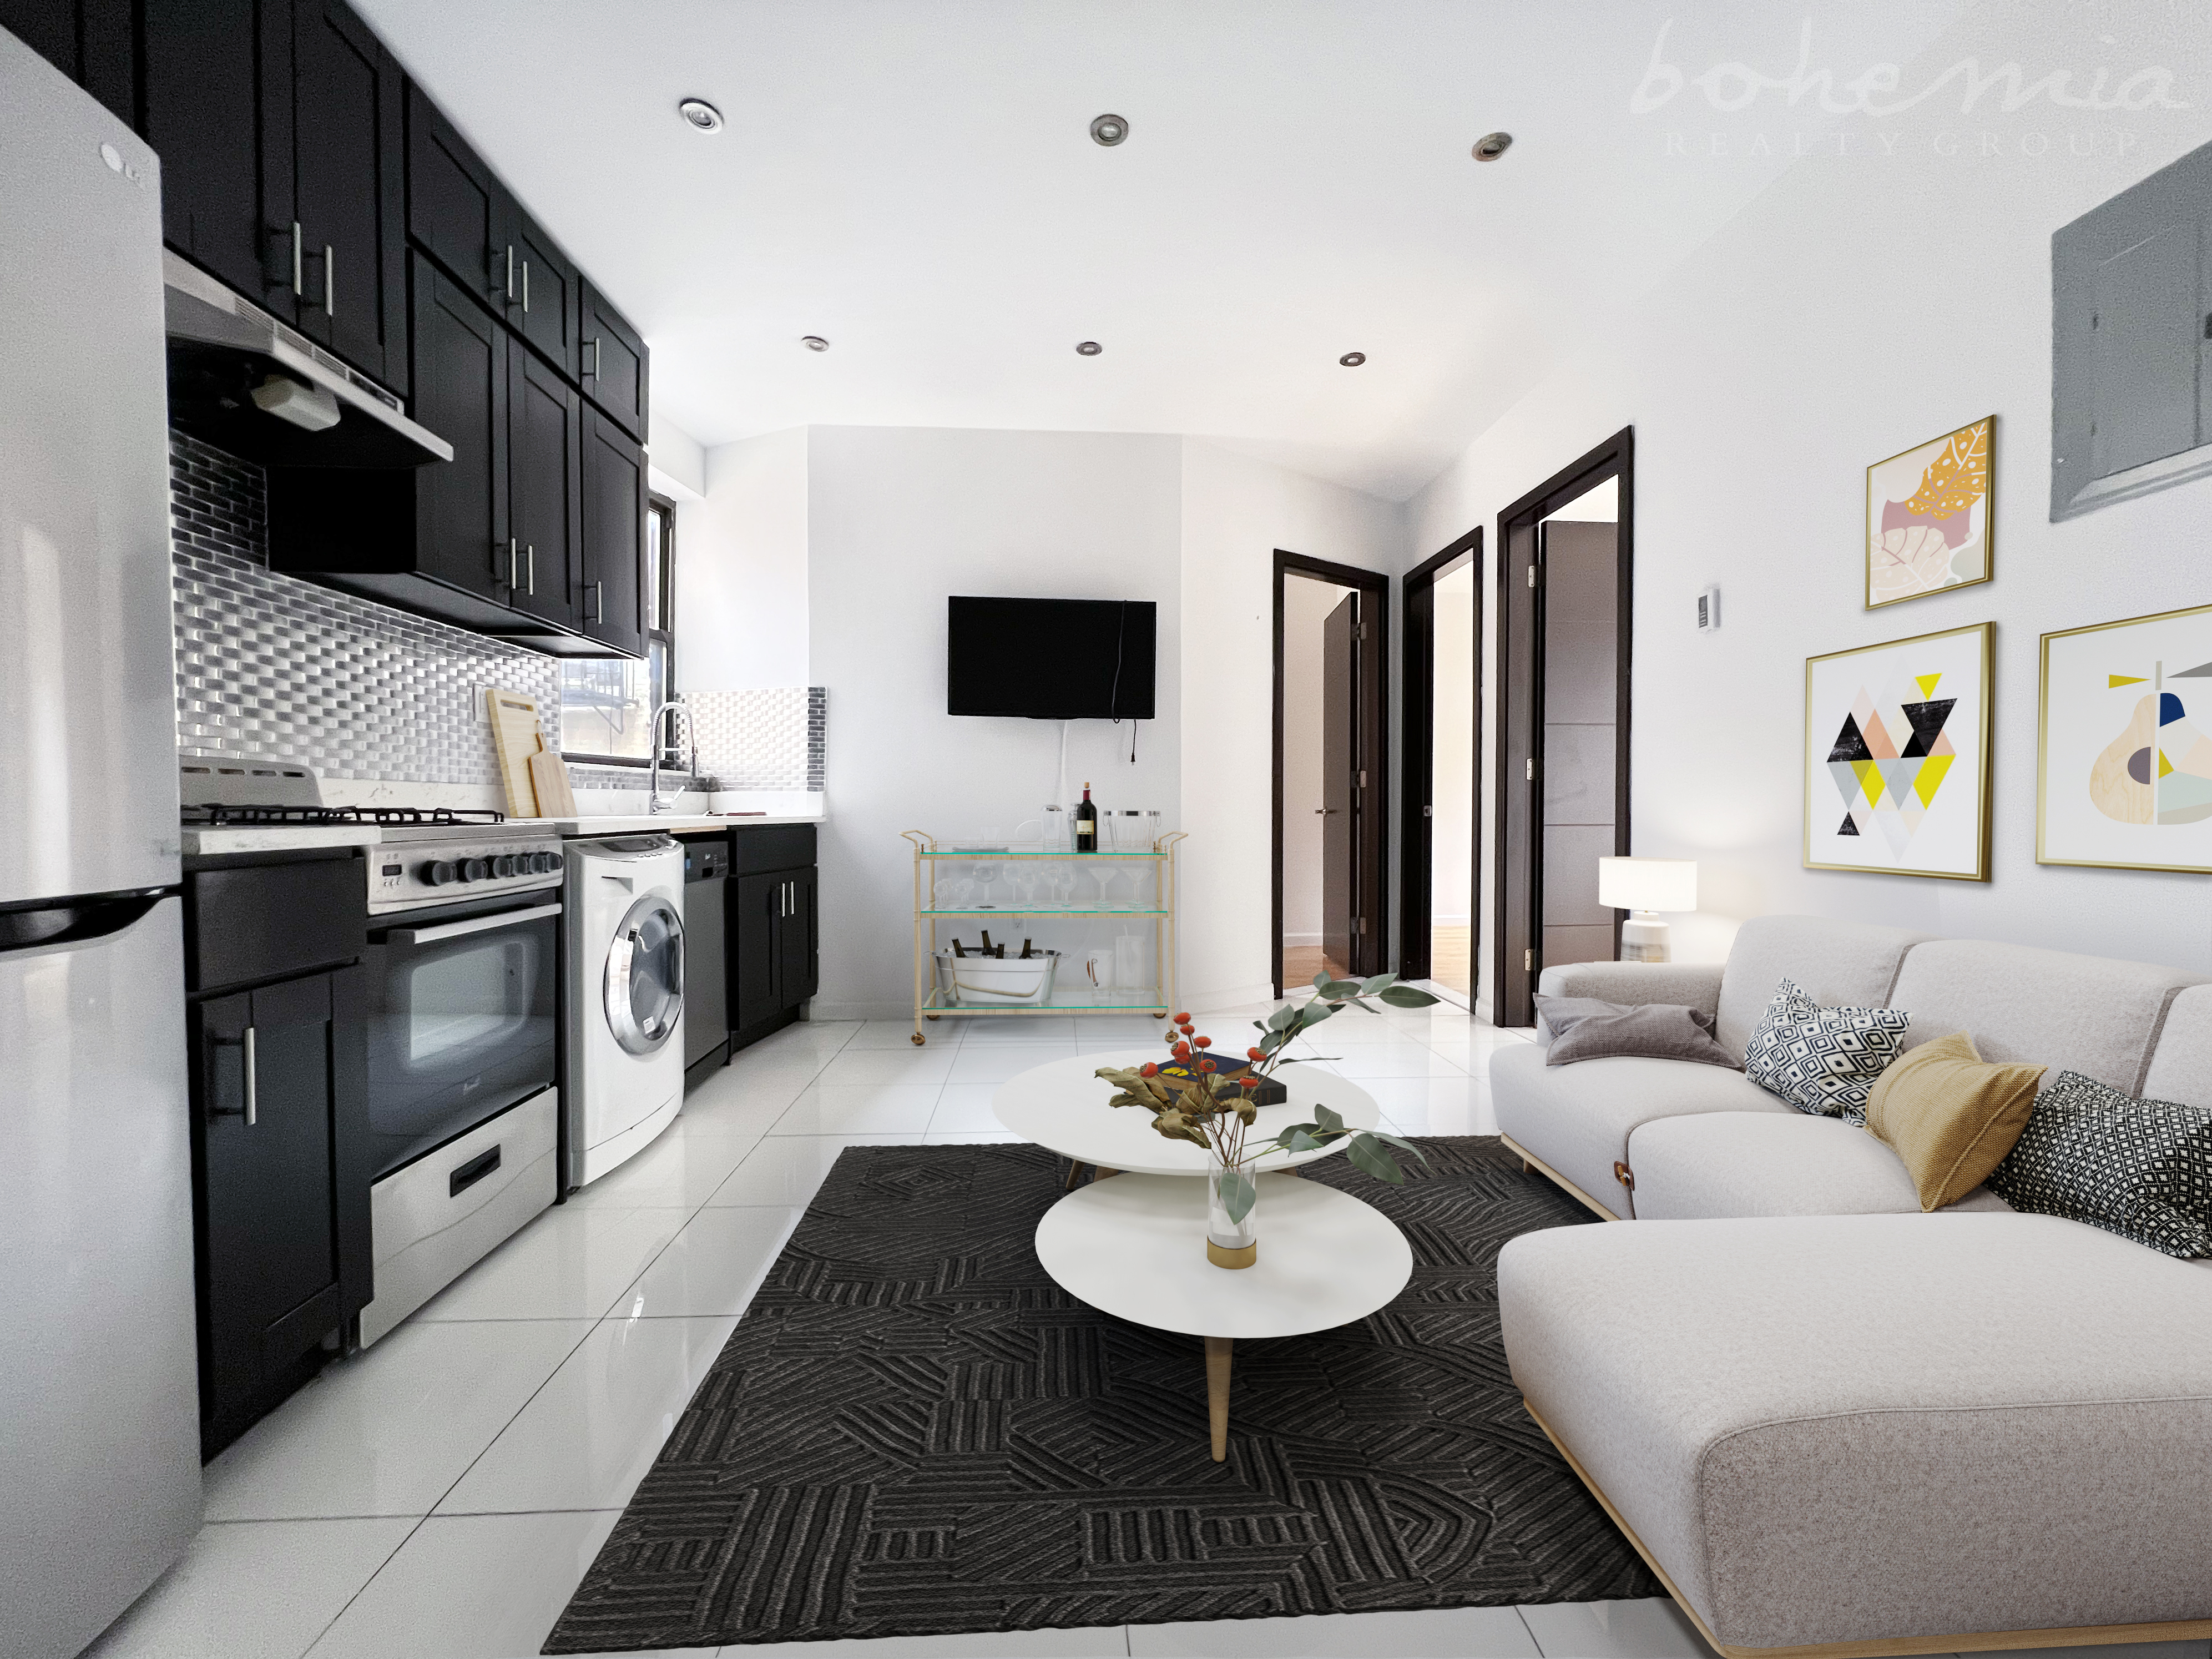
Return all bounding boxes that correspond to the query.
[1865,415,1994,609]
[1805,621,1993,881]
[2038,600,2212,873]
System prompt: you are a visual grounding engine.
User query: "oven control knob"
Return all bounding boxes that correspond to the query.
[548,852,564,873]
[493,855,519,878]
[528,851,554,873]
[462,858,491,883]
[422,860,459,886]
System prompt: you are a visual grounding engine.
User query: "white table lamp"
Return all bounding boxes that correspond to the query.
[1597,857,1696,963]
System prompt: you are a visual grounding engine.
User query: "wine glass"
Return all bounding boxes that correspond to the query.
[972,860,999,907]
[1092,865,1115,908]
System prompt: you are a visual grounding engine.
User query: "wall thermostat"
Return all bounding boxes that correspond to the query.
[1696,584,1720,633]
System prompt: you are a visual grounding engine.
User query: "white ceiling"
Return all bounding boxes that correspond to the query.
[355,1,1959,500]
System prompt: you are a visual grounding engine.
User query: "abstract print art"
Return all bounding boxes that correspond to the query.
[2041,603,2212,873]
[1866,416,1993,608]
[1806,622,1992,880]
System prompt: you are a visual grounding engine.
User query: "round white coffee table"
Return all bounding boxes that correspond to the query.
[993,1048,1381,1184]
[1034,1172,1412,1460]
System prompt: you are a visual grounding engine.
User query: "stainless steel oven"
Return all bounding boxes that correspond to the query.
[352,822,567,1344]
[363,886,560,1178]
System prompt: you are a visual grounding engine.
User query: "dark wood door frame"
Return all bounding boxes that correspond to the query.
[1272,551,1391,998]
[1493,427,1634,1028]
[1398,528,1483,992]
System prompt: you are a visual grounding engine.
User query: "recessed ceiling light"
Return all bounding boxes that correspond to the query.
[801,336,829,351]
[1090,113,1128,147]
[677,98,724,133]
[1075,340,1103,356]
[1472,130,1512,162]
[1339,351,1367,367]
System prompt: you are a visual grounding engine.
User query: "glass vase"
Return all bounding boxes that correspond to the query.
[1206,1146,1259,1269]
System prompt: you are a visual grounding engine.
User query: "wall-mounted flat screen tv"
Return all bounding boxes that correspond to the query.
[947,596,1156,719]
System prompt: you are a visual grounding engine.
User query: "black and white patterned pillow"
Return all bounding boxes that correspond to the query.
[1741,976,1910,1125]
[1985,1070,2212,1258]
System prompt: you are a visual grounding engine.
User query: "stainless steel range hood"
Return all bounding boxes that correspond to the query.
[163,252,451,468]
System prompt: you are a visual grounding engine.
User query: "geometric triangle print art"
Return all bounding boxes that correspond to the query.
[1830,674,1958,854]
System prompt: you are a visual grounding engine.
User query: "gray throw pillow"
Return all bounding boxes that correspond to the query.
[1534,994,1738,1070]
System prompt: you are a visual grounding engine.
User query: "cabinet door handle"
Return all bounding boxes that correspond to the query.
[521,260,530,313]
[590,580,604,623]
[584,337,600,379]
[504,244,514,300]
[324,244,335,315]
[526,544,536,595]
[507,538,518,588]
[291,222,304,295]
[243,1025,258,1127]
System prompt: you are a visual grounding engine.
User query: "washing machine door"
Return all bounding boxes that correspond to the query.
[604,893,684,1056]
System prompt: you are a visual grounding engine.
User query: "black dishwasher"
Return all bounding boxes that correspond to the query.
[681,833,731,1087]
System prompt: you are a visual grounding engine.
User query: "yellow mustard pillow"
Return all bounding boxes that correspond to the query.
[1865,1030,2047,1212]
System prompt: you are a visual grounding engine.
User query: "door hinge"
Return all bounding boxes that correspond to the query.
[1354,621,1368,642]
[1526,758,1534,781]
[1527,564,1537,588]
[1358,768,1368,788]
[1356,916,1368,935]
[1423,804,1433,817]
[1524,947,1533,971]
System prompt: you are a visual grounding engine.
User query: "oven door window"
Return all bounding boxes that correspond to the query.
[367,911,557,1179]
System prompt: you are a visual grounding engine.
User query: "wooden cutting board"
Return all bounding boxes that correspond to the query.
[528,738,578,819]
[487,689,544,818]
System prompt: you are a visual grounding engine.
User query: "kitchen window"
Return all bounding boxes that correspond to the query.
[559,496,679,764]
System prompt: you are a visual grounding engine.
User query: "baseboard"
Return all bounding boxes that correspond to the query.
[1282,931,1322,948]
[1523,1398,2212,1658]
[1184,981,1279,1015]
[807,1001,914,1023]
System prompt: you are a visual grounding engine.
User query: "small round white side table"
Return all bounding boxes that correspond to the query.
[992,1048,1381,1184]
[1034,1172,1412,1460]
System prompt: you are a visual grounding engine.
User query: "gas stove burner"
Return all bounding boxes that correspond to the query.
[186,804,509,828]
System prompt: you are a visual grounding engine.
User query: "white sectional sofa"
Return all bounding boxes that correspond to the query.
[1491,916,2212,1657]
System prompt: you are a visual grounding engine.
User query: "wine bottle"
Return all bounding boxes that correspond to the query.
[1074,783,1098,853]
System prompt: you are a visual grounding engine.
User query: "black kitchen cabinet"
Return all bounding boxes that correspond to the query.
[193,967,368,1456]
[731,833,819,1048]
[142,0,407,395]
[1,0,134,122]
[286,0,407,394]
[580,279,648,441]
[580,406,647,658]
[507,342,580,628]
[405,82,505,313]
[184,849,371,1460]
[142,0,281,307]
[505,203,580,380]
[410,252,508,602]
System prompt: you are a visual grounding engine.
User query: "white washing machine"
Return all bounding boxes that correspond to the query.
[565,835,686,1188]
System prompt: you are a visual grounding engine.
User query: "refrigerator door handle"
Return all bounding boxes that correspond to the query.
[242,1026,257,1127]
[0,890,168,956]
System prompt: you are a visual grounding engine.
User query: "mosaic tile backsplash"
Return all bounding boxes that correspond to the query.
[171,431,560,788]
[170,431,825,795]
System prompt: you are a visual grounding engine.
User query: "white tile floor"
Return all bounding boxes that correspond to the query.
[81,1001,1801,1659]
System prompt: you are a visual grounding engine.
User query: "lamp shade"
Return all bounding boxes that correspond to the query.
[1598,856,1696,912]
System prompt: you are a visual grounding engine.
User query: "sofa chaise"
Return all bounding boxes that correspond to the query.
[1491,915,2212,1657]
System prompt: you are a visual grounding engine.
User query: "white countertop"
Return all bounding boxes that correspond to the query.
[181,825,386,856]
[542,813,822,836]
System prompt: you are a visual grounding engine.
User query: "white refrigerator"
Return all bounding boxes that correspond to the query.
[0,26,203,1659]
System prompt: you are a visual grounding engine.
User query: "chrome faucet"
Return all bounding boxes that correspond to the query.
[646,699,698,814]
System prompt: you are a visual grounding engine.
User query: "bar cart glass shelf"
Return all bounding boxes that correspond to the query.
[902,830,1186,1043]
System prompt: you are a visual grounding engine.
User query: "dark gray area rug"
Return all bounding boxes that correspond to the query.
[542,1137,1659,1653]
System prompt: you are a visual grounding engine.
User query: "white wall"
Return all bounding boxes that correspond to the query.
[1406,2,2212,981]
[1431,559,1477,926]
[1281,575,1355,944]
[807,427,1185,1021]
[1180,440,1403,1009]
[676,426,810,692]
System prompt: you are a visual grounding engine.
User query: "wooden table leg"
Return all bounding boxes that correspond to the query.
[1093,1165,1118,1181]
[1204,1335,1233,1462]
[1063,1159,1087,1192]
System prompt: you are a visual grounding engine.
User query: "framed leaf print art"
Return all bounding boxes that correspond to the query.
[1866,416,1993,608]
[2039,602,2212,873]
[1805,622,1993,880]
